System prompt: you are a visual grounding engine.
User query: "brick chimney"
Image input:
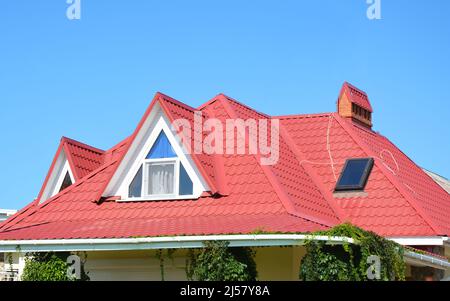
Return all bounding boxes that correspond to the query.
[337,82,373,128]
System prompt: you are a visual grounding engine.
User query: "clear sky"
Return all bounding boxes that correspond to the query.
[1,1,449,209]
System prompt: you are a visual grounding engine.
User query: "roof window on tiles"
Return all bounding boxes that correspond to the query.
[335,158,374,192]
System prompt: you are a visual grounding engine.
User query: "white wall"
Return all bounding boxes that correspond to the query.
[84,250,187,281]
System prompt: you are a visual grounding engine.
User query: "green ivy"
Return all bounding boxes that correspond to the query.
[185,241,257,281]
[299,223,406,281]
[21,252,90,281]
[156,249,177,281]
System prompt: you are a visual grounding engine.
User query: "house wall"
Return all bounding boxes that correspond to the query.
[5,245,447,281]
[1,252,24,281]
[83,246,307,281]
[84,250,187,281]
[445,245,450,280]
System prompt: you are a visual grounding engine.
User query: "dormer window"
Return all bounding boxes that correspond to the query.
[59,171,73,192]
[335,158,374,191]
[127,131,194,199]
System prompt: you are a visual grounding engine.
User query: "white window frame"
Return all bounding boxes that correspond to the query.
[52,160,75,197]
[40,152,75,204]
[128,154,196,201]
[123,115,202,201]
[142,158,178,198]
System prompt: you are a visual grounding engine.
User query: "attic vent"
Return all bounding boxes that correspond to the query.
[338,82,373,128]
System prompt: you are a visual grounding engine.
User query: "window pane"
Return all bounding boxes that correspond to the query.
[59,172,72,192]
[147,131,177,159]
[335,158,374,191]
[179,163,193,195]
[147,163,175,195]
[128,165,143,198]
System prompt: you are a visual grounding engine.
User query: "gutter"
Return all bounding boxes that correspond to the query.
[389,236,448,246]
[0,234,353,253]
[404,250,450,270]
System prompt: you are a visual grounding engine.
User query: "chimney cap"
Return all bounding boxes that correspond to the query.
[339,82,373,113]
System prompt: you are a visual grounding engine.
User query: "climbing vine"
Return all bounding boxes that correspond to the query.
[156,249,177,281]
[21,252,89,281]
[299,223,405,281]
[185,241,257,281]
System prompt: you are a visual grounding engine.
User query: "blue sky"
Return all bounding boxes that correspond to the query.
[1,1,449,209]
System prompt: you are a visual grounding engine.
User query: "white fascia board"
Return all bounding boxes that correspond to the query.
[38,151,75,204]
[444,237,450,247]
[0,234,354,253]
[103,103,208,199]
[388,237,447,246]
[2,235,448,270]
[52,160,75,195]
[0,209,17,216]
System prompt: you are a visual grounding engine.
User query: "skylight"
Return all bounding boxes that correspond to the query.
[335,158,374,192]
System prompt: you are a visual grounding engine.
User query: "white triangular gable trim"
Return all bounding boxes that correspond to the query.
[103,103,208,200]
[38,150,75,204]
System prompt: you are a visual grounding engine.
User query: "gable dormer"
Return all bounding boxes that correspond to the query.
[337,82,373,128]
[37,147,75,204]
[103,97,210,201]
[37,137,104,204]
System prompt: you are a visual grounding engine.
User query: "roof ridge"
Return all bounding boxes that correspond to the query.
[200,107,230,196]
[61,136,105,154]
[275,112,333,119]
[277,121,347,223]
[333,113,442,235]
[217,94,270,118]
[156,92,198,112]
[373,129,450,199]
[158,96,220,194]
[218,96,333,227]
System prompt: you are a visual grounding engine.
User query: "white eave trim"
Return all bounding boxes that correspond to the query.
[1,234,448,270]
[0,209,17,216]
[388,236,448,246]
[0,234,354,253]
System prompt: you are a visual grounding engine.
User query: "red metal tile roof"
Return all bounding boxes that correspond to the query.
[1,85,449,241]
[62,137,105,179]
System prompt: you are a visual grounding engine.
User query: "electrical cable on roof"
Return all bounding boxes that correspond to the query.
[379,149,399,176]
[326,115,337,181]
[298,115,343,182]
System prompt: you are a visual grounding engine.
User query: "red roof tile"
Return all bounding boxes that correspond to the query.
[1,85,449,241]
[62,137,105,179]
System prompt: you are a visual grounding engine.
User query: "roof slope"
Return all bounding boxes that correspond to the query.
[280,113,449,236]
[1,90,449,240]
[62,137,105,179]
[0,95,329,240]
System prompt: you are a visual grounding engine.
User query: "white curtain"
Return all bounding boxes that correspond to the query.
[148,164,174,195]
